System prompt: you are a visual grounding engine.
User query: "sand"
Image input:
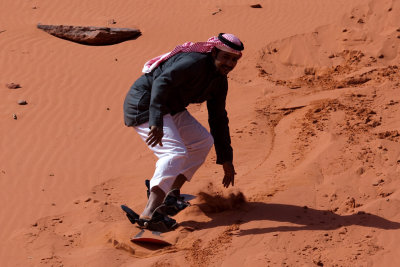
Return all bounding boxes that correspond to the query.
[1,0,400,266]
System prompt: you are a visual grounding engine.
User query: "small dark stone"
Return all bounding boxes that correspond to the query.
[342,29,347,32]
[212,8,222,15]
[388,8,392,11]
[357,18,364,24]
[12,114,17,120]
[6,83,21,89]
[378,54,384,59]
[250,4,262,8]
[272,48,278,53]
[17,100,27,105]
[108,19,117,25]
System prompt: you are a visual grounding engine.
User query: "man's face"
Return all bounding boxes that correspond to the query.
[212,49,241,76]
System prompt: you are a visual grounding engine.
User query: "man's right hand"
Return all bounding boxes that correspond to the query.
[146,126,163,147]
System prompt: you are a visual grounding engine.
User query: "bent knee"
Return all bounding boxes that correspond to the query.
[205,134,214,150]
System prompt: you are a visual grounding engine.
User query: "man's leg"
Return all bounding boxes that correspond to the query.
[171,174,187,190]
[162,110,214,195]
[141,186,165,219]
[134,114,188,219]
[172,111,214,183]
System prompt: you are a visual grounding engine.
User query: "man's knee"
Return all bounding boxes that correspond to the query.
[203,133,214,152]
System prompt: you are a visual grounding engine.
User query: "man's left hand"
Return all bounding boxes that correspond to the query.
[222,162,236,188]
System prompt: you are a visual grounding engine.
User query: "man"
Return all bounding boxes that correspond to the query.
[123,33,244,231]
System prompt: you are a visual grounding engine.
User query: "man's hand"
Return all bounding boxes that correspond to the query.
[146,126,163,147]
[222,162,236,188]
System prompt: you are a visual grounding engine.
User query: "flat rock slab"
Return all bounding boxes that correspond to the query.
[37,24,141,45]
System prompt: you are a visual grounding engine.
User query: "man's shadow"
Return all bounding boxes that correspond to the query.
[179,194,400,236]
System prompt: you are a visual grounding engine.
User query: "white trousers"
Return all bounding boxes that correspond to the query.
[134,110,214,193]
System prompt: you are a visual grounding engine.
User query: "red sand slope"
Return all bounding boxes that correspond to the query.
[1,0,400,266]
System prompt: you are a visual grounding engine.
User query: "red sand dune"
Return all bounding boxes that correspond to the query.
[1,0,400,266]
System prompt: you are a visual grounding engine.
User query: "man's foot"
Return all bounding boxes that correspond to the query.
[142,208,178,232]
[144,178,190,217]
[157,188,190,216]
[121,205,177,232]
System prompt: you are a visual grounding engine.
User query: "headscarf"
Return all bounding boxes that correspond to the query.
[142,33,244,73]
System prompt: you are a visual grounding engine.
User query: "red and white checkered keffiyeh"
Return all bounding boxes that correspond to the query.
[142,33,243,73]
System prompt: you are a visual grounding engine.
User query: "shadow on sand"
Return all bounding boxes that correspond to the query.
[180,201,400,236]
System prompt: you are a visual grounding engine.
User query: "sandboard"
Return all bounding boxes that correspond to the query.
[131,229,172,246]
[121,204,172,246]
[121,194,196,246]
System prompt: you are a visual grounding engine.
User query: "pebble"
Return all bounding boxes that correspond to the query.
[17,100,27,105]
[212,8,222,15]
[250,4,262,8]
[108,19,117,25]
[12,114,17,120]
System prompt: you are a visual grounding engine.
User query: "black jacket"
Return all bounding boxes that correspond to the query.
[123,52,232,164]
